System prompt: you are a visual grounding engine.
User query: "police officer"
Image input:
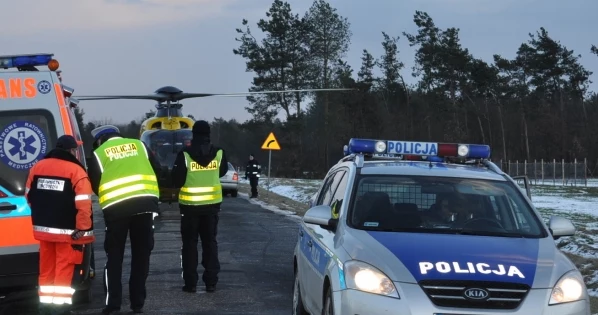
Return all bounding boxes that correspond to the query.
[171,120,228,293]
[85,138,103,279]
[25,135,95,315]
[87,125,162,314]
[245,154,261,198]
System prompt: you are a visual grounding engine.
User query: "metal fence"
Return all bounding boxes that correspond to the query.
[240,159,596,187]
[494,159,590,187]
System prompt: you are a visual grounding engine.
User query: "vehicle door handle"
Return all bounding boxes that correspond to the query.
[0,203,17,213]
[307,240,313,247]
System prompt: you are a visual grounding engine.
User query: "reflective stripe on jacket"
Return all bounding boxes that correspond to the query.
[94,137,159,209]
[179,150,223,206]
[246,160,261,178]
[25,149,95,244]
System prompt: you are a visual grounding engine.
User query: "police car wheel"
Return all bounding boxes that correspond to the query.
[322,286,333,315]
[292,271,308,315]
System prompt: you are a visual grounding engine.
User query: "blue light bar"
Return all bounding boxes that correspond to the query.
[345,138,491,159]
[0,53,54,69]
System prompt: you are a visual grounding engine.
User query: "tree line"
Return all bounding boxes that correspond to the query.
[74,0,598,178]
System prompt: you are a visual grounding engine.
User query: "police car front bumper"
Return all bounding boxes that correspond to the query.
[334,282,590,315]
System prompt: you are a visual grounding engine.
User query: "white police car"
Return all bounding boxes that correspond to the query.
[292,138,590,315]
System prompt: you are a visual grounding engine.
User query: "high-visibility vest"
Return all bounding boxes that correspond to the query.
[178,150,223,206]
[94,137,160,209]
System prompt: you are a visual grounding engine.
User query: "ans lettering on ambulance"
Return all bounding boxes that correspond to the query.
[0,78,37,99]
[190,160,218,171]
[419,261,525,278]
[104,143,139,161]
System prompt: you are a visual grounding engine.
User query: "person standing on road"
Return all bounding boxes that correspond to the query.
[245,154,261,198]
[87,125,162,314]
[25,135,95,315]
[84,138,102,280]
[171,120,228,293]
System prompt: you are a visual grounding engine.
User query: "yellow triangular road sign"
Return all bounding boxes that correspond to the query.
[261,132,281,150]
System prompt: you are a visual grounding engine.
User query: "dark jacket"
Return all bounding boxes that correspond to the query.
[25,149,94,244]
[87,133,162,222]
[245,159,261,178]
[171,135,228,216]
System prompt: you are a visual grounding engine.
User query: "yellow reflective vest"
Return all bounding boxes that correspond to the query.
[94,137,160,209]
[178,150,223,206]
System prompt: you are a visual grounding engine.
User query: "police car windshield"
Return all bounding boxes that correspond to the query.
[349,175,545,238]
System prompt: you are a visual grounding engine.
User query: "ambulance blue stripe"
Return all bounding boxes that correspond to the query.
[0,187,31,218]
[367,231,539,286]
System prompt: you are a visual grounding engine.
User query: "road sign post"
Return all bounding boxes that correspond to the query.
[261,132,281,193]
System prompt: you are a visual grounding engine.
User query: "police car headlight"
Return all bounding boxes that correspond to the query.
[374,141,386,153]
[344,260,399,298]
[549,270,586,305]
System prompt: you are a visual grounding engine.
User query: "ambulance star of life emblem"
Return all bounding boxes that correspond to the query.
[37,80,51,94]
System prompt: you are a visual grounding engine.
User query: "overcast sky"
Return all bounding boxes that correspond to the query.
[3,0,597,124]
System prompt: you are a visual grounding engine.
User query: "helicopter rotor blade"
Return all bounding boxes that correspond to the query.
[75,88,354,102]
[195,88,355,98]
[76,94,169,101]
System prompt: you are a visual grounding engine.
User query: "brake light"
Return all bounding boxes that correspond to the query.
[0,190,7,198]
[233,173,238,181]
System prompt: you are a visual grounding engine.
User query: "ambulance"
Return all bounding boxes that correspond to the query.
[0,53,92,302]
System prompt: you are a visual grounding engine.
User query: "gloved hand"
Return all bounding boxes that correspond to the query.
[71,229,86,240]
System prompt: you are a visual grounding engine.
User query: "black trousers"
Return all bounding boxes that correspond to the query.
[249,176,259,197]
[103,213,154,309]
[181,213,220,288]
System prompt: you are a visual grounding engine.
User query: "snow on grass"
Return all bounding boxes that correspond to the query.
[246,176,598,296]
[239,177,322,204]
[238,191,301,221]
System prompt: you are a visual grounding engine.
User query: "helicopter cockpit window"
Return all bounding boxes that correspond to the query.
[142,129,194,170]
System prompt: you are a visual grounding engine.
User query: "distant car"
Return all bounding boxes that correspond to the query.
[293,138,590,315]
[221,162,239,197]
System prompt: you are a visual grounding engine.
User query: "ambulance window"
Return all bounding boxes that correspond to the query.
[0,110,57,195]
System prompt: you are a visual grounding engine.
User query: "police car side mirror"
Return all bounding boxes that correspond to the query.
[548,216,575,240]
[304,205,337,231]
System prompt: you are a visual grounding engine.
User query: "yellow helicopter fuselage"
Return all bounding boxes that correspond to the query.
[139,116,195,137]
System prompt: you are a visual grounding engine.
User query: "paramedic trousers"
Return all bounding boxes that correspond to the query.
[180,213,220,288]
[249,176,259,197]
[38,241,85,311]
[103,213,154,310]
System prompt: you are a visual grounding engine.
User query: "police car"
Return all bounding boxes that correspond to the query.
[293,138,590,315]
[0,53,93,302]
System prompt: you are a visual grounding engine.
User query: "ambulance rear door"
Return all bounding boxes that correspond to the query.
[0,70,65,281]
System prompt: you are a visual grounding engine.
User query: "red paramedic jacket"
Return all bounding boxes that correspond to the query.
[25,148,95,244]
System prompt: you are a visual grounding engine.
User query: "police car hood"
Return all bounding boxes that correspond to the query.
[342,229,575,288]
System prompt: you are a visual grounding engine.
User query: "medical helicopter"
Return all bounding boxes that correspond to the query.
[76,86,351,202]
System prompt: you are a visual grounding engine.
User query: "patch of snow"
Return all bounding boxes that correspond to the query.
[586,271,598,297]
[269,185,312,203]
[533,195,598,217]
[239,192,301,221]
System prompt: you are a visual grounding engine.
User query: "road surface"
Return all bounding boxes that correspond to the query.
[0,196,300,315]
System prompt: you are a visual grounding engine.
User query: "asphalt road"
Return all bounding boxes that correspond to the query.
[0,196,300,315]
